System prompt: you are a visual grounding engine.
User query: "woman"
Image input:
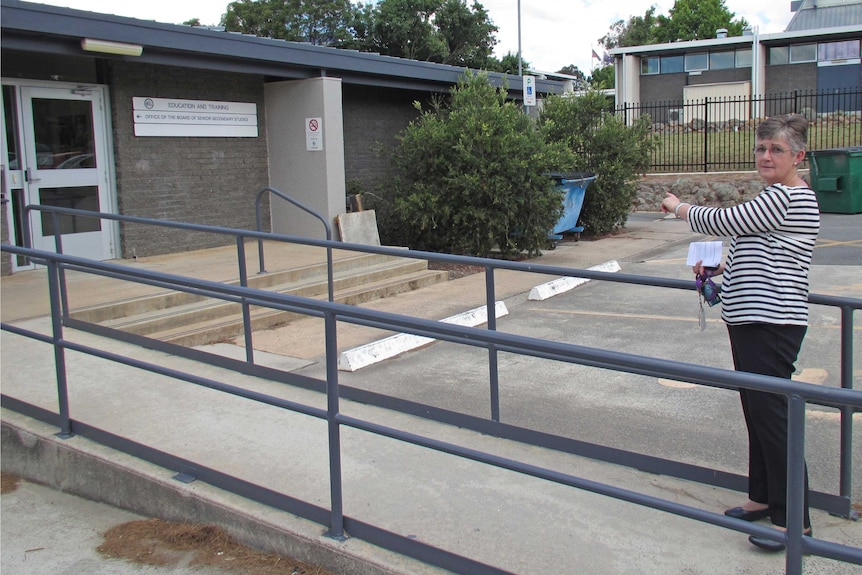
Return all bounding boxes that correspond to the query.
[661,114,820,551]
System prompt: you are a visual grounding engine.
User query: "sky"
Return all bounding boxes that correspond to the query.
[34,0,795,75]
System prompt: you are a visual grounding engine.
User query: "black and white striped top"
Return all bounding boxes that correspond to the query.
[687,184,820,326]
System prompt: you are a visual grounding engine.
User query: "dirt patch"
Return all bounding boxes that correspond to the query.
[1,471,21,494]
[2,472,333,575]
[97,518,336,575]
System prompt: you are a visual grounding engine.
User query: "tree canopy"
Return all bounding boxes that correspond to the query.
[600,0,748,49]
[221,0,499,69]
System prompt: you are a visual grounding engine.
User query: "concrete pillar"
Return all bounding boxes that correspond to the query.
[264,77,346,240]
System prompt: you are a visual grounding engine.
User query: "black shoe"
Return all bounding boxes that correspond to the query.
[749,535,785,552]
[725,506,770,521]
[749,528,812,553]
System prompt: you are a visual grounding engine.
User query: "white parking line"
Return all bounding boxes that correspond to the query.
[337,301,509,371]
[528,260,621,301]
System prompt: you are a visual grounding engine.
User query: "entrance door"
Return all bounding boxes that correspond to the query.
[2,83,116,268]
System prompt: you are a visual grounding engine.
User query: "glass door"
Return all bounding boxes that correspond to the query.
[6,84,115,263]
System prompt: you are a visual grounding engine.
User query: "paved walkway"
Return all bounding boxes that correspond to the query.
[2,212,861,575]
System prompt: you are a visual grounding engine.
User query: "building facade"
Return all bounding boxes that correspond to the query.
[1,0,567,275]
[610,1,862,122]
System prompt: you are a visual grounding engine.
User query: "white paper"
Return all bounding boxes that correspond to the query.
[686,241,722,267]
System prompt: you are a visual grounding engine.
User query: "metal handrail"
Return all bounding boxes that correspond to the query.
[255,186,334,302]
[3,208,860,575]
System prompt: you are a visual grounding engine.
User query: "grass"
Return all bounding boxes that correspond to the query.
[649,122,862,173]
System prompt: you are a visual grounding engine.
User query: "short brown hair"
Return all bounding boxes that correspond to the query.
[756,114,808,152]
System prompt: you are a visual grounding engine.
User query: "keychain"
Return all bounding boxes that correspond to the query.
[695,269,721,331]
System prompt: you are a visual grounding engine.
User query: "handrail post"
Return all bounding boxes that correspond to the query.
[255,191,267,274]
[324,308,346,540]
[49,211,71,317]
[485,266,500,422]
[838,306,856,516]
[236,235,255,364]
[254,187,334,302]
[785,394,807,575]
[46,259,73,438]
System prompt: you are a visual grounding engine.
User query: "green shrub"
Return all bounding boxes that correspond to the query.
[540,92,656,235]
[386,71,575,258]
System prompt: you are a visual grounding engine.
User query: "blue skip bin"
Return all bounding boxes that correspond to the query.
[547,171,596,244]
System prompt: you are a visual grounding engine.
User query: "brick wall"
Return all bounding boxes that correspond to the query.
[765,63,818,96]
[108,62,270,258]
[342,85,425,194]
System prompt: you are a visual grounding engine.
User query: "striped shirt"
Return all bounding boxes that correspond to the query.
[687,184,820,326]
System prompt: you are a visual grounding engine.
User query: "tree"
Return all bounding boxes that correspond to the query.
[599,6,662,49]
[435,0,498,67]
[371,0,448,61]
[386,72,575,257]
[656,0,749,43]
[223,0,361,46]
[369,0,497,67]
[588,65,614,90]
[485,52,529,74]
[599,0,748,49]
[556,66,588,91]
[222,0,498,68]
[539,91,656,235]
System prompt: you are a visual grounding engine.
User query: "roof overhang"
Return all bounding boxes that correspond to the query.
[1,0,568,96]
[608,25,862,57]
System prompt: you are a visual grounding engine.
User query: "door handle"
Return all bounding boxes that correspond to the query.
[25,169,41,183]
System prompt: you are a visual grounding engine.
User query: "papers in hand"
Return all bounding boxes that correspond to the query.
[687,241,722,267]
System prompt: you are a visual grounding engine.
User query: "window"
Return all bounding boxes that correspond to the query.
[709,51,735,70]
[790,43,816,63]
[768,46,789,65]
[819,40,861,61]
[660,55,684,74]
[641,57,659,75]
[685,52,708,72]
[736,49,752,68]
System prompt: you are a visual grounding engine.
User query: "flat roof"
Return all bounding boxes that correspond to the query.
[608,24,862,57]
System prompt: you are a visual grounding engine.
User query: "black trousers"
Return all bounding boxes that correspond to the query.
[727,323,811,529]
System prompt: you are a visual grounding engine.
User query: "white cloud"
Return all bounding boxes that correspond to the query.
[34,0,795,75]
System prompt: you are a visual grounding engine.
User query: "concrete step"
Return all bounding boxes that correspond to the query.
[69,252,409,323]
[151,268,449,348]
[69,253,449,348]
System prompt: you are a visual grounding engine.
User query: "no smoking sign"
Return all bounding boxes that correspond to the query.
[305,117,323,151]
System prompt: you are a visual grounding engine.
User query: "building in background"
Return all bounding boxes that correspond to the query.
[609,0,862,122]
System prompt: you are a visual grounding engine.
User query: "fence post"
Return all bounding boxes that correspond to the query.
[703,98,709,173]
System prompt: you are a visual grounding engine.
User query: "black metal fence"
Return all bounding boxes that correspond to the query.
[616,89,862,173]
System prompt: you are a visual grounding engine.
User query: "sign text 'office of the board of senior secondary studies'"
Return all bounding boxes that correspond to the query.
[132,97,258,137]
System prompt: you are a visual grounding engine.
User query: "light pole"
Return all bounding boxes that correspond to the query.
[517,0,522,76]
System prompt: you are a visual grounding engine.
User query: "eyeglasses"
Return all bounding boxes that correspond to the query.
[753,145,791,156]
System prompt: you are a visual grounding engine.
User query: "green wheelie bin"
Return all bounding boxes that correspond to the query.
[807,146,862,214]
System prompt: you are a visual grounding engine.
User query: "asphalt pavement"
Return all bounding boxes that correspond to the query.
[2,211,861,575]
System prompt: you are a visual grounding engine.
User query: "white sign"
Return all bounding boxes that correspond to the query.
[523,75,536,107]
[306,117,323,151]
[132,97,258,137]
